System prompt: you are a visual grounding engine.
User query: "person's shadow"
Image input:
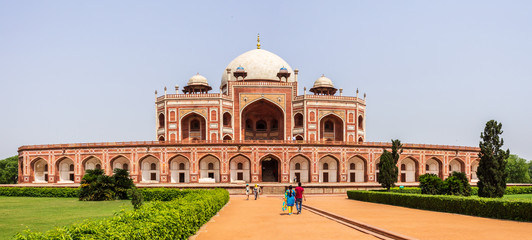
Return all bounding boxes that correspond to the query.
[279,213,291,215]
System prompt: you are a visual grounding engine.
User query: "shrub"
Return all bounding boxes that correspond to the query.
[347,190,532,221]
[388,187,421,194]
[112,168,134,200]
[79,169,115,201]
[443,172,471,196]
[419,173,443,195]
[0,156,18,184]
[15,188,230,240]
[130,187,144,209]
[138,188,194,201]
[0,187,78,197]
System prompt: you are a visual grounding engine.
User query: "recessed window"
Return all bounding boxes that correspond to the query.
[256,120,267,131]
[324,120,334,132]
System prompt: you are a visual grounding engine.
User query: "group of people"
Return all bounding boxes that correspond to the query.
[244,182,306,215]
[283,182,306,215]
[245,184,261,200]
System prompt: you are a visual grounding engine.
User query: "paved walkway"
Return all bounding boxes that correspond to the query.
[193,195,532,240]
[192,195,377,240]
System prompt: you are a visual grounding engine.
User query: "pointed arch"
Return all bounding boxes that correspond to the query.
[260,154,281,182]
[81,156,103,174]
[347,155,367,182]
[181,112,207,141]
[449,158,465,174]
[289,154,311,183]
[230,154,251,182]
[425,157,443,178]
[110,155,131,171]
[319,155,340,182]
[139,155,160,182]
[319,113,344,141]
[199,154,220,182]
[241,98,285,140]
[399,157,419,182]
[55,157,75,183]
[169,154,189,183]
[30,157,48,183]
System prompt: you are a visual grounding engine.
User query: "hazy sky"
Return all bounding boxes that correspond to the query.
[1,1,531,160]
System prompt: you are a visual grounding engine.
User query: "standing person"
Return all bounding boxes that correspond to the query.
[295,182,306,214]
[254,184,260,200]
[284,185,296,215]
[245,184,250,200]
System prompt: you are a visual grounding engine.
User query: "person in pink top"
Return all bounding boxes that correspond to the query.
[294,182,306,214]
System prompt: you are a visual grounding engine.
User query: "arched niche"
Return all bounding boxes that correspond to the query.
[82,156,102,174]
[400,157,419,182]
[31,158,48,183]
[111,156,130,171]
[449,158,465,174]
[56,157,75,183]
[320,114,343,141]
[319,156,339,182]
[199,155,220,183]
[260,155,281,182]
[290,155,310,183]
[181,113,206,140]
[169,155,189,183]
[230,155,250,182]
[241,99,284,140]
[425,158,442,178]
[347,156,366,182]
[140,155,160,182]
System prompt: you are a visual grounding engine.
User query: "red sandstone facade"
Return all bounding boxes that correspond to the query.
[17,43,481,185]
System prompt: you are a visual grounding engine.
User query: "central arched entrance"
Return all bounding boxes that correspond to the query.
[260,155,280,182]
[241,99,284,140]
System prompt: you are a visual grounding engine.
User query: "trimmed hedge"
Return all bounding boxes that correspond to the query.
[0,187,78,198]
[138,188,197,201]
[388,186,532,196]
[15,188,230,240]
[347,190,532,221]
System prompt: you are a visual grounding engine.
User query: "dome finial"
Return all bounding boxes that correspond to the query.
[257,33,261,49]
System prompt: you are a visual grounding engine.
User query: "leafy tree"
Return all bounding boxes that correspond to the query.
[0,156,18,184]
[477,120,510,198]
[130,187,144,209]
[377,140,402,191]
[79,169,115,201]
[529,161,532,183]
[442,172,471,196]
[419,173,443,195]
[505,154,530,183]
[112,168,134,200]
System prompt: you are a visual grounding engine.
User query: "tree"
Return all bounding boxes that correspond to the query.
[79,169,115,201]
[377,139,402,191]
[0,156,18,184]
[477,120,510,198]
[112,168,134,200]
[505,154,530,183]
[529,161,532,183]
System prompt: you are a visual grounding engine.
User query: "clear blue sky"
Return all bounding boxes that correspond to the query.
[1,1,531,160]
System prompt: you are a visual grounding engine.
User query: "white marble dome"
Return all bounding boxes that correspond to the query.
[221,49,294,87]
[188,73,209,86]
[312,75,334,88]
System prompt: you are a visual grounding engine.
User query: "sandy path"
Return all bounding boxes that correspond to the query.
[192,195,377,240]
[305,195,532,240]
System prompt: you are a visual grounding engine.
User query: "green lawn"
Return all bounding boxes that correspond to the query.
[0,197,131,239]
[503,194,532,200]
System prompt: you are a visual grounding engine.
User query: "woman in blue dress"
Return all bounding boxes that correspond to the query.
[284,185,296,215]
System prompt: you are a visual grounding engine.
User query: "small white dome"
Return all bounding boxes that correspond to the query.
[221,49,294,87]
[312,75,334,88]
[188,73,209,86]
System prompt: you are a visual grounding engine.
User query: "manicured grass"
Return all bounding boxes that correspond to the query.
[503,194,532,201]
[0,197,131,239]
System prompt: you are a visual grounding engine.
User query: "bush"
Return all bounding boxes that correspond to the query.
[0,187,78,197]
[138,188,196,201]
[79,169,115,201]
[443,172,471,196]
[112,168,134,200]
[419,173,443,195]
[15,188,230,240]
[130,187,144,209]
[0,156,18,184]
[347,190,532,221]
